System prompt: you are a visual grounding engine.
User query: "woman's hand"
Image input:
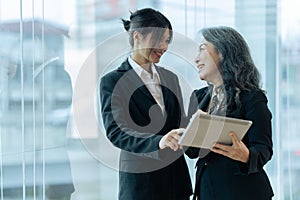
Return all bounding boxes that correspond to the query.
[159,128,185,151]
[211,132,250,163]
[195,109,208,115]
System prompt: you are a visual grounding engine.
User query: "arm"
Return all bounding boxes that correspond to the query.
[242,90,273,174]
[211,91,273,174]
[184,90,201,159]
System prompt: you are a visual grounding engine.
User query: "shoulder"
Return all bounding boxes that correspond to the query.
[239,89,268,104]
[156,65,178,79]
[156,65,174,74]
[188,86,210,106]
[100,60,129,84]
[193,86,210,99]
[101,69,120,83]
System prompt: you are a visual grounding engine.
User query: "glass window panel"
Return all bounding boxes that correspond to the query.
[1,0,300,199]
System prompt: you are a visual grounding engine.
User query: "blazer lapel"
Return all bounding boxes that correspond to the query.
[155,66,170,110]
[118,60,156,103]
[198,89,212,112]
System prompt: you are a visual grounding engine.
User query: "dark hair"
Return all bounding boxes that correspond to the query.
[200,26,261,112]
[121,8,173,48]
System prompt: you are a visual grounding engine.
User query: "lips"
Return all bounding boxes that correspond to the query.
[154,50,163,58]
[153,50,165,58]
[197,64,204,73]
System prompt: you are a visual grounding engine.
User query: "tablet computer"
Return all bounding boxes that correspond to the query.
[179,111,252,149]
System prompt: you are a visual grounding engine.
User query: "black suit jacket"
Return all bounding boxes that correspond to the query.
[100,59,192,200]
[186,87,274,200]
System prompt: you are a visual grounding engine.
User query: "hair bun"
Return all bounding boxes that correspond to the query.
[122,19,131,31]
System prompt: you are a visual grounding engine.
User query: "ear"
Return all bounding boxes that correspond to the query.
[218,52,223,61]
[133,31,139,42]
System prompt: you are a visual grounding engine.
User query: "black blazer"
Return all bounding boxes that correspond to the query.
[186,87,274,200]
[100,59,192,200]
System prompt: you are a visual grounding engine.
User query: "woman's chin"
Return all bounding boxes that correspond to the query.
[199,74,205,81]
[152,58,160,64]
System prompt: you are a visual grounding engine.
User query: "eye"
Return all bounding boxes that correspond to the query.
[199,44,206,51]
[164,37,171,44]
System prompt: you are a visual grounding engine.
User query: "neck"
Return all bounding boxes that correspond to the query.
[213,79,223,88]
[141,63,152,74]
[131,55,152,74]
[214,84,224,94]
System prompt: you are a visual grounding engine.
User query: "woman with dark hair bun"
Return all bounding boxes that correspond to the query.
[100,8,192,200]
[185,26,274,200]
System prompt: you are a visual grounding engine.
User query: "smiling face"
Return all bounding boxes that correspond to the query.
[195,39,223,86]
[132,28,171,66]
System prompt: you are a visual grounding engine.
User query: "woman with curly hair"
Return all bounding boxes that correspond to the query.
[186,26,274,200]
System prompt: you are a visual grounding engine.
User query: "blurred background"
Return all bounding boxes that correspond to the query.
[0,0,299,199]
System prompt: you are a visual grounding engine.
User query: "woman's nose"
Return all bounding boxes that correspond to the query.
[195,55,200,64]
[159,41,168,50]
